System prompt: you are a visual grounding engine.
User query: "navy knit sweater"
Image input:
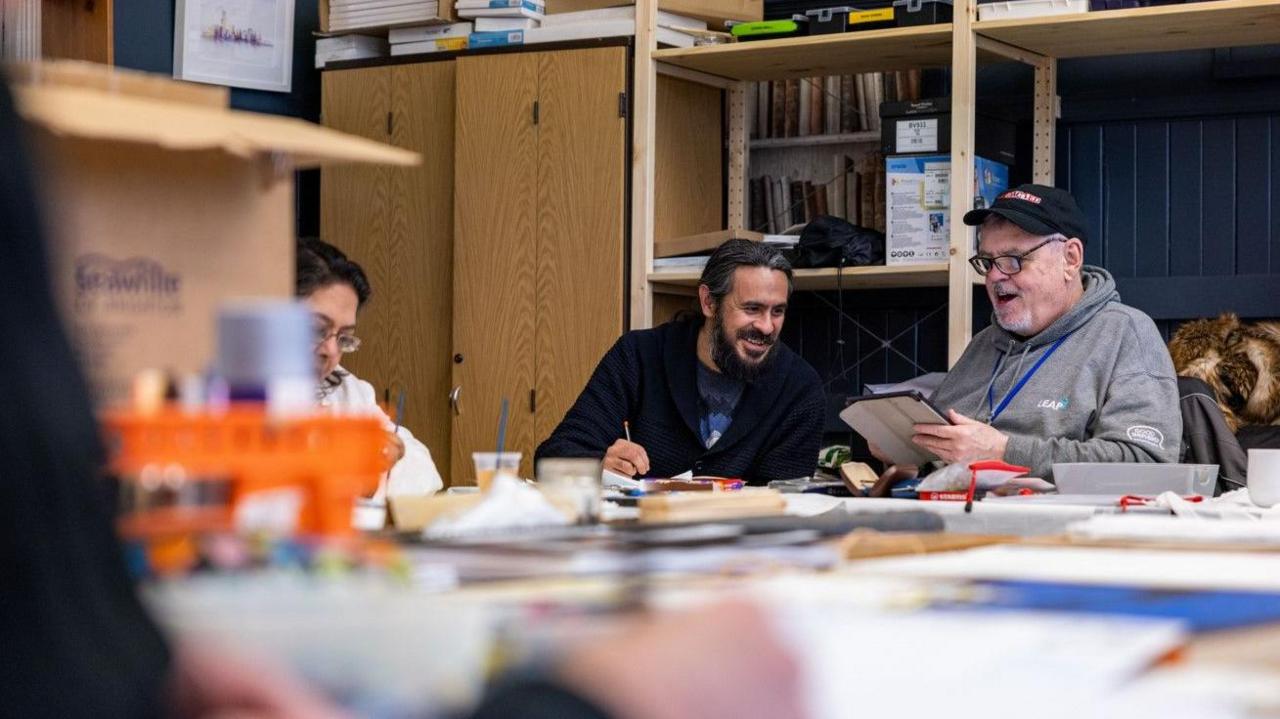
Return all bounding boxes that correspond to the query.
[535,319,825,485]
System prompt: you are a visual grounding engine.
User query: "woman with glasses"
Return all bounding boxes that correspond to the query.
[297,238,443,499]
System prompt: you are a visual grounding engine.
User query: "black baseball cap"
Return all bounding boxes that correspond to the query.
[963,183,1090,245]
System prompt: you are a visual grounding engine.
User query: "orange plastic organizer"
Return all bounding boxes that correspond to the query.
[102,406,391,538]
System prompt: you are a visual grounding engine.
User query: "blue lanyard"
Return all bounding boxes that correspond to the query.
[986,330,1076,423]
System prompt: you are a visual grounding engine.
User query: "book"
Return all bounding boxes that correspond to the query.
[770,81,784,138]
[540,6,705,29]
[330,5,438,23]
[752,81,762,140]
[845,156,858,225]
[468,29,524,46]
[783,79,799,138]
[824,76,839,135]
[522,20,694,47]
[840,74,856,133]
[455,0,542,8]
[474,16,539,29]
[797,78,810,138]
[789,179,805,225]
[388,21,472,42]
[771,177,785,234]
[390,36,468,54]
[809,78,823,136]
[315,35,388,67]
[750,177,767,233]
[831,154,847,220]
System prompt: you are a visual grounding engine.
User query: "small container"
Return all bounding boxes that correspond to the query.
[730,19,807,41]
[803,6,853,33]
[977,0,1087,21]
[537,457,603,523]
[1052,463,1218,497]
[893,0,952,25]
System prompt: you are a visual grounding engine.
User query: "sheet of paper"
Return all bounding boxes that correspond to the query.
[846,544,1280,592]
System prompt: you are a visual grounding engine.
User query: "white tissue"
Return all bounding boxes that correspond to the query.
[423,474,569,538]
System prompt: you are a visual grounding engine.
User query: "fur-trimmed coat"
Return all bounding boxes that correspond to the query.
[1168,313,1280,430]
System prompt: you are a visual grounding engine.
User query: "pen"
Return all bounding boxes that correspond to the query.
[393,389,406,433]
[623,420,632,443]
[963,468,978,513]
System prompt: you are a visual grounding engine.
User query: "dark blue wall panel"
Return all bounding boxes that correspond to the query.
[114,0,321,235]
[1060,112,1280,345]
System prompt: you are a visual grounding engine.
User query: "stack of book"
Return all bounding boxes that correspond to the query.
[749,152,886,235]
[389,21,472,54]
[327,0,442,32]
[459,0,545,47]
[749,70,924,140]
[315,34,388,67]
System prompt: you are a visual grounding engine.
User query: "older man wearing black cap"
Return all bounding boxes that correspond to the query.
[908,183,1181,481]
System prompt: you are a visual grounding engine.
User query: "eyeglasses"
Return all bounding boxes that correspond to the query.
[314,326,362,353]
[968,237,1066,276]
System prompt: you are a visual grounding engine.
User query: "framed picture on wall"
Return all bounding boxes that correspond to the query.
[174,0,294,93]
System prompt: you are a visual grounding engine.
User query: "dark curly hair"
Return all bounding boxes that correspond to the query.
[295,237,372,308]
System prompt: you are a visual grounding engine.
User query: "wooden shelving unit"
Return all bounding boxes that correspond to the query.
[631,0,1280,367]
[651,263,951,292]
[652,25,956,81]
[975,0,1280,58]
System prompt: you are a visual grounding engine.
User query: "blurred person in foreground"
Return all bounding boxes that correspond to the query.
[0,73,804,719]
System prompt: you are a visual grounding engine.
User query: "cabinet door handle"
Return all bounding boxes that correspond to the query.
[449,386,462,416]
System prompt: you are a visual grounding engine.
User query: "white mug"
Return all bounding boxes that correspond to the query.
[1247,449,1280,508]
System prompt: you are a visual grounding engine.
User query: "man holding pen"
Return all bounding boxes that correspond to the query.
[536,240,825,485]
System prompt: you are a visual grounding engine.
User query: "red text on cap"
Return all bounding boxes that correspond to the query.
[999,190,1043,204]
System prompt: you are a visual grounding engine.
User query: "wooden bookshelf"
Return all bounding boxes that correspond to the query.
[652,25,955,81]
[750,130,881,150]
[974,0,1280,59]
[650,263,951,292]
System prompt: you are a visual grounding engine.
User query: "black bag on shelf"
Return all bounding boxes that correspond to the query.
[790,215,885,269]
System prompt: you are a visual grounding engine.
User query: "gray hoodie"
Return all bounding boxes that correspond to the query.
[931,266,1181,480]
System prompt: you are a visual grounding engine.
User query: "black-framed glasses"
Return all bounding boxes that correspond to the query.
[314,326,362,353]
[968,237,1066,276]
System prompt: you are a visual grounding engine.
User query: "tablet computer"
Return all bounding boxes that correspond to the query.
[838,390,952,466]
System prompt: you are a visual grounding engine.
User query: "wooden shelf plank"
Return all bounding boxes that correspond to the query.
[650,263,951,291]
[652,25,955,82]
[750,130,881,150]
[975,0,1280,59]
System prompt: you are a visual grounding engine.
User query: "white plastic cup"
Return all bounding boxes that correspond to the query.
[1247,449,1280,508]
[473,451,521,492]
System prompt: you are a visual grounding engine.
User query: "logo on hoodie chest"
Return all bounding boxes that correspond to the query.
[1037,396,1070,411]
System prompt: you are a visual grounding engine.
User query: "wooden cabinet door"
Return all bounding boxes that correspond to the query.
[452,52,540,484]
[387,61,456,482]
[320,66,393,389]
[533,47,627,447]
[321,67,392,287]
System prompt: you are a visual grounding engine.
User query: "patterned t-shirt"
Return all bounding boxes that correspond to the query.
[696,361,745,449]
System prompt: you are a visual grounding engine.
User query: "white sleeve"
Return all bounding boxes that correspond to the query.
[386,425,444,497]
[343,374,444,497]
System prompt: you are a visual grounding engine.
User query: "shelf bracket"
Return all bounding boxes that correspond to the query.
[656,61,737,90]
[974,35,1049,67]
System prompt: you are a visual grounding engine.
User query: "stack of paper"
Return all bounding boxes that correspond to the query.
[389,21,472,55]
[524,6,705,47]
[328,0,442,31]
[315,34,388,68]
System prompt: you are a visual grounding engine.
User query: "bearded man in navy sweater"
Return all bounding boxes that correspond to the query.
[536,240,826,485]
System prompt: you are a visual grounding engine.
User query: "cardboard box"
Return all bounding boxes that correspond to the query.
[11,61,418,407]
[885,154,1008,265]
